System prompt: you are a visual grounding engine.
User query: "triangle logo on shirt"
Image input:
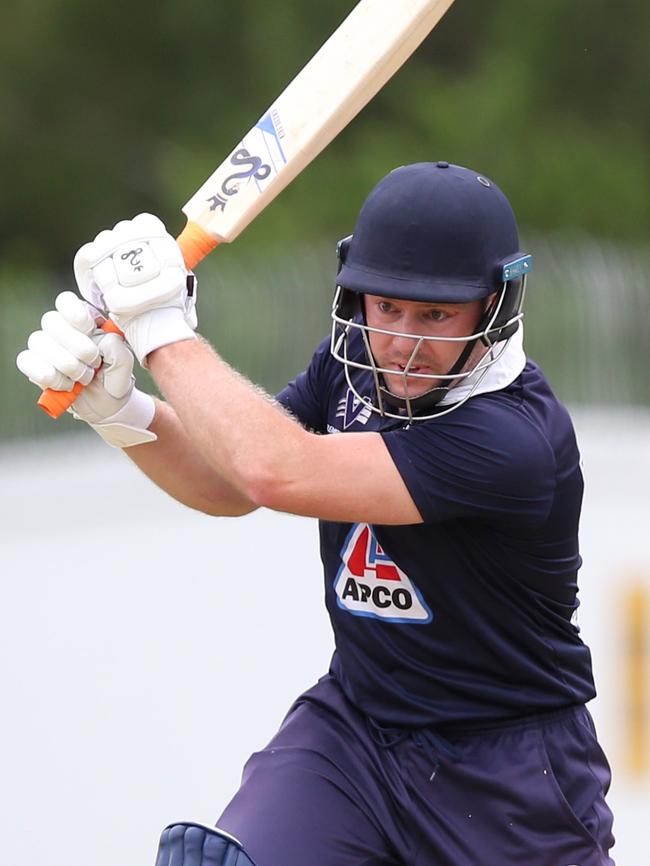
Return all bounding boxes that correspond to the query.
[336,390,373,430]
[334,524,433,623]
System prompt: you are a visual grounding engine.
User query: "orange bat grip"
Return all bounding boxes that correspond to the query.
[38,221,219,419]
[176,220,220,269]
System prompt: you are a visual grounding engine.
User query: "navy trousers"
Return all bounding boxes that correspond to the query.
[217,675,615,866]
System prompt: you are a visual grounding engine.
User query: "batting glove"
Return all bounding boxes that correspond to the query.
[16,291,157,448]
[73,213,198,367]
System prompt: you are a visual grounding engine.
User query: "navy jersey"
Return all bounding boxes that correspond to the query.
[277,335,596,728]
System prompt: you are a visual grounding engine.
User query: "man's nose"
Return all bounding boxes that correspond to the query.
[390,331,422,358]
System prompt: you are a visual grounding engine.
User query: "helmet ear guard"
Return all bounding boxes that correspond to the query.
[480,254,532,346]
[335,235,361,320]
[336,234,353,270]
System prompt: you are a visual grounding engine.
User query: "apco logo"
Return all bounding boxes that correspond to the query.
[336,390,372,429]
[207,113,287,212]
[334,524,432,623]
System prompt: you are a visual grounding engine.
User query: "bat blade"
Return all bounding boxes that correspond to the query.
[181,0,456,249]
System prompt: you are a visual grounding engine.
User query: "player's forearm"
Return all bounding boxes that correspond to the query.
[147,337,309,506]
[126,397,258,517]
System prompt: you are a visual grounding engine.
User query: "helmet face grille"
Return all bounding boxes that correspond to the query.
[330,280,526,422]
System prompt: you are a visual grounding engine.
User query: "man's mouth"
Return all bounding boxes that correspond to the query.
[388,363,431,375]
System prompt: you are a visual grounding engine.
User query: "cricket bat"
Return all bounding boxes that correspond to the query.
[39,0,456,418]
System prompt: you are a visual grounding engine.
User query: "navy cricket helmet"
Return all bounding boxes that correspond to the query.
[330,162,532,420]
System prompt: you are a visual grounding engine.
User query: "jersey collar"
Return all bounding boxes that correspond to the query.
[438,326,526,406]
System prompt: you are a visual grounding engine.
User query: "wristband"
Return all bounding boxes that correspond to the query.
[122,308,197,367]
[90,388,158,448]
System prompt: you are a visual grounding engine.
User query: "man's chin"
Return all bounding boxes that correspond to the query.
[382,375,438,400]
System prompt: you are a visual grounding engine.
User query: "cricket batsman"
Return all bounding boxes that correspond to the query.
[17,162,616,866]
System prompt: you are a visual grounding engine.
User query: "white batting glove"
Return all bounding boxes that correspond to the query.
[16,291,157,448]
[73,213,198,367]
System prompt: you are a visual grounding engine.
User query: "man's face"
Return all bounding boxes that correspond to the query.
[364,293,488,399]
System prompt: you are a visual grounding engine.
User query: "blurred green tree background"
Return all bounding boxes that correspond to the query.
[2,0,648,270]
[1,0,649,438]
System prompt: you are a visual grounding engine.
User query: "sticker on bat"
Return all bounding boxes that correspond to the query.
[206,112,287,213]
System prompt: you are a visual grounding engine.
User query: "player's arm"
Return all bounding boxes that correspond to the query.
[148,337,421,525]
[72,214,421,525]
[126,398,256,517]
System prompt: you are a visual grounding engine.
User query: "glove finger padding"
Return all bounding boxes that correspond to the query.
[26,329,97,387]
[16,289,157,447]
[17,291,106,391]
[55,290,99,334]
[16,348,76,392]
[74,214,169,268]
[41,310,101,368]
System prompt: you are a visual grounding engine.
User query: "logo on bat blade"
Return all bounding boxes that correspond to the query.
[334,524,432,623]
[207,148,272,212]
[204,113,285,214]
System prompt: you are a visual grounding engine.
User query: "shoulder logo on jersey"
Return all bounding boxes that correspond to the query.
[334,524,433,623]
[336,389,372,429]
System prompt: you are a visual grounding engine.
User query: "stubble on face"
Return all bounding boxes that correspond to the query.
[364,294,490,399]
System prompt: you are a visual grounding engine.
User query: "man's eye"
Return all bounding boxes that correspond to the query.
[378,302,395,314]
[428,309,448,321]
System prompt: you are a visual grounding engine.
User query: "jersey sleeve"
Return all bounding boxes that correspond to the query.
[380,399,557,526]
[275,336,331,433]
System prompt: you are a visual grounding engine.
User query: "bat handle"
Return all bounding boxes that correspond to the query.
[37,319,124,418]
[38,221,219,419]
[176,220,220,270]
